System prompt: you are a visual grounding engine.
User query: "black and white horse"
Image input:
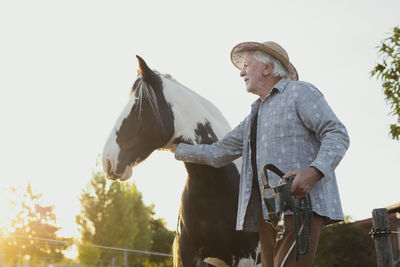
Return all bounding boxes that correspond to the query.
[102,56,259,267]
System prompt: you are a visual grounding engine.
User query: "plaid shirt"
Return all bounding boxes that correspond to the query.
[175,78,350,231]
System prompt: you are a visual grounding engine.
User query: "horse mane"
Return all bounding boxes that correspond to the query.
[130,71,185,122]
[131,74,163,127]
[160,72,233,144]
[162,73,191,91]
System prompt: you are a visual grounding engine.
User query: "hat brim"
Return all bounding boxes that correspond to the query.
[230,42,299,81]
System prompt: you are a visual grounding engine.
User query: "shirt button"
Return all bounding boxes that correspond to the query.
[246,187,250,192]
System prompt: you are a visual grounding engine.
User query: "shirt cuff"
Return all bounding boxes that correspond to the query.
[175,143,193,161]
[310,159,332,179]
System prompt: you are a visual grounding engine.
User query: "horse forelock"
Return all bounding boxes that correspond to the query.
[130,75,164,128]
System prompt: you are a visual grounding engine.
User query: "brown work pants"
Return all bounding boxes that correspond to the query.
[259,212,325,267]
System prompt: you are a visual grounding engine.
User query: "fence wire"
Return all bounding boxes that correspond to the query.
[0,234,173,267]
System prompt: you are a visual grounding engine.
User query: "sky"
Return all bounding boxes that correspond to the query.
[0,0,399,241]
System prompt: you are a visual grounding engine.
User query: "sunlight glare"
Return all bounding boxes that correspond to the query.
[0,188,19,232]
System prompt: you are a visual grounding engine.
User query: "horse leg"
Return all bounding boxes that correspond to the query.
[179,230,199,267]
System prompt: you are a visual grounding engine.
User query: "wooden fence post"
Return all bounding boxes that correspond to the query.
[372,208,394,267]
[124,250,128,267]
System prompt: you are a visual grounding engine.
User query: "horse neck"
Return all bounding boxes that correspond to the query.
[161,76,232,144]
[160,76,242,189]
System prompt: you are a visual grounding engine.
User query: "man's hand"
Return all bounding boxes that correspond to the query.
[283,167,323,199]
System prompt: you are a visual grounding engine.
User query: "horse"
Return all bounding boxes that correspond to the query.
[102,56,260,266]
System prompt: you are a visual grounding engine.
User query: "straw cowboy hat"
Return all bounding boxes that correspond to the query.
[230,41,299,81]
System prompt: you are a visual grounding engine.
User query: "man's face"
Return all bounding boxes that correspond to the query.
[240,52,267,94]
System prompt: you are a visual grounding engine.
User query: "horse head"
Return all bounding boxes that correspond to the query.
[102,56,175,180]
[102,56,231,181]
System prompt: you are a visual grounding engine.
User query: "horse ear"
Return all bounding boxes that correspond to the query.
[136,55,156,82]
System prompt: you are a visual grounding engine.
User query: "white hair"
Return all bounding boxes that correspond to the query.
[251,50,289,78]
[133,77,163,126]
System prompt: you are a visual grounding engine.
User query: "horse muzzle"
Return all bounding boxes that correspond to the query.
[103,158,132,181]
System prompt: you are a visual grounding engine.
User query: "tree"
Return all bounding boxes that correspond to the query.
[76,171,174,266]
[314,221,376,267]
[371,26,400,140]
[147,217,175,266]
[0,184,70,264]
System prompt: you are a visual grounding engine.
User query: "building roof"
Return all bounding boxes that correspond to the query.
[353,202,400,226]
[386,202,400,213]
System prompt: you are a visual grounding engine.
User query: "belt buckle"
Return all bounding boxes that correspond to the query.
[262,178,287,199]
[262,187,277,199]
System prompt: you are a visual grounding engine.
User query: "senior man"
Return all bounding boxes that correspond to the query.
[170,41,350,267]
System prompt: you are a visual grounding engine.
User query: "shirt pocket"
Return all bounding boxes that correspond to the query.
[267,108,296,140]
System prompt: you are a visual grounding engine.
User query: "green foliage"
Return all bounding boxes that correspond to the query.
[76,172,174,266]
[0,184,70,264]
[314,222,376,267]
[148,217,175,265]
[371,26,400,140]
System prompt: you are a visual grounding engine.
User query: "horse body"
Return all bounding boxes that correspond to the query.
[102,56,259,266]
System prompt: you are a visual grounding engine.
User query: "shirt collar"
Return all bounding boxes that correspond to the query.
[272,78,289,93]
[251,78,290,107]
